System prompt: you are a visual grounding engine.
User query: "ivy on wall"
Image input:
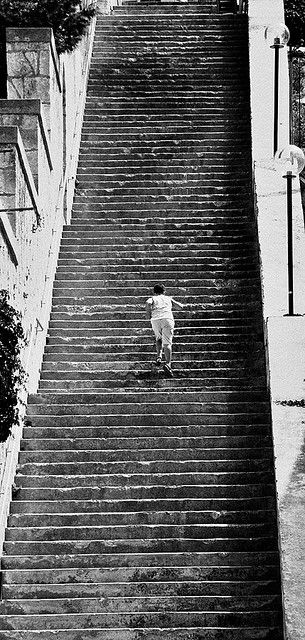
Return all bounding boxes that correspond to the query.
[0,0,96,54]
[0,290,26,442]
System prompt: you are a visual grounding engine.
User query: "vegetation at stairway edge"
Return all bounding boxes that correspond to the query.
[284,0,305,47]
[0,0,96,53]
[0,290,26,442]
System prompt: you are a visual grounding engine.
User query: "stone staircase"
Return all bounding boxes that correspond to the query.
[0,2,284,639]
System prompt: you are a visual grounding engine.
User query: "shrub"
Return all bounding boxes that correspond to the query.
[284,0,305,48]
[0,0,96,54]
[0,290,26,442]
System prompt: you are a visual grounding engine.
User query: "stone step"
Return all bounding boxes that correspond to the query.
[51,288,259,300]
[22,422,271,440]
[26,412,269,427]
[55,250,256,261]
[74,178,250,188]
[43,339,261,352]
[111,4,218,13]
[75,179,250,190]
[8,508,276,529]
[61,225,253,236]
[4,536,279,561]
[40,352,262,365]
[47,323,259,335]
[0,627,284,640]
[0,593,282,616]
[14,461,274,484]
[18,447,272,465]
[11,482,276,504]
[77,139,249,151]
[10,494,275,513]
[28,389,267,404]
[55,263,257,275]
[63,218,254,228]
[0,610,282,632]
[54,264,258,275]
[1,549,280,571]
[81,113,248,124]
[16,462,273,482]
[37,380,265,393]
[52,274,259,287]
[1,577,281,600]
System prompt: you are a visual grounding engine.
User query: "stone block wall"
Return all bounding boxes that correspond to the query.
[0,13,97,553]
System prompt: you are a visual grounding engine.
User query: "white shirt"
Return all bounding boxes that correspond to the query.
[147,295,174,320]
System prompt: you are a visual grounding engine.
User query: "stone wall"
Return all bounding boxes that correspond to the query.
[0,14,97,554]
[249,1,305,638]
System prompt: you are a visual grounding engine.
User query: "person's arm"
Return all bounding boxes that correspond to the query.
[145,299,153,320]
[171,298,184,310]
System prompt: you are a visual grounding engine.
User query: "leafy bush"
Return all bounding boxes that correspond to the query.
[0,290,26,442]
[285,0,305,47]
[0,0,96,54]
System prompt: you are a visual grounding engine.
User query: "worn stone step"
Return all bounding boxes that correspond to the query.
[38,366,261,380]
[111,4,217,13]
[44,333,260,346]
[44,323,261,337]
[0,627,284,640]
[0,593,282,616]
[14,462,274,485]
[27,389,268,405]
[81,117,248,128]
[37,382,266,394]
[56,258,258,269]
[0,610,282,632]
[49,306,260,319]
[21,421,271,440]
[65,218,252,229]
[55,269,257,281]
[2,544,279,570]
[42,344,261,358]
[3,535,279,559]
[80,128,248,141]
[83,103,248,113]
[17,457,273,480]
[8,508,276,530]
[28,388,267,402]
[40,362,261,376]
[11,482,276,504]
[71,200,250,212]
[43,345,260,359]
[1,577,281,601]
[67,224,253,235]
[60,233,253,245]
[37,380,264,393]
[25,412,269,427]
[18,446,272,465]
[10,494,275,514]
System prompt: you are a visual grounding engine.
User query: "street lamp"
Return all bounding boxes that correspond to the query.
[274,144,305,316]
[264,23,290,157]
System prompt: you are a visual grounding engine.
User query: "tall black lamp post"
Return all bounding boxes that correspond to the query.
[265,24,290,157]
[275,144,305,315]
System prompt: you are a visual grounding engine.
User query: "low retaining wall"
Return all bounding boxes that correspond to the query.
[249,1,305,638]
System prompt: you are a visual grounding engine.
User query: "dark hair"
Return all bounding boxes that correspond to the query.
[153,284,165,295]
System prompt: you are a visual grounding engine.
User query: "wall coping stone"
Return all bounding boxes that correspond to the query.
[0,99,53,170]
[6,28,61,93]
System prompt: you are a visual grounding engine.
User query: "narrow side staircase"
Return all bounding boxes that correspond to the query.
[0,2,284,639]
